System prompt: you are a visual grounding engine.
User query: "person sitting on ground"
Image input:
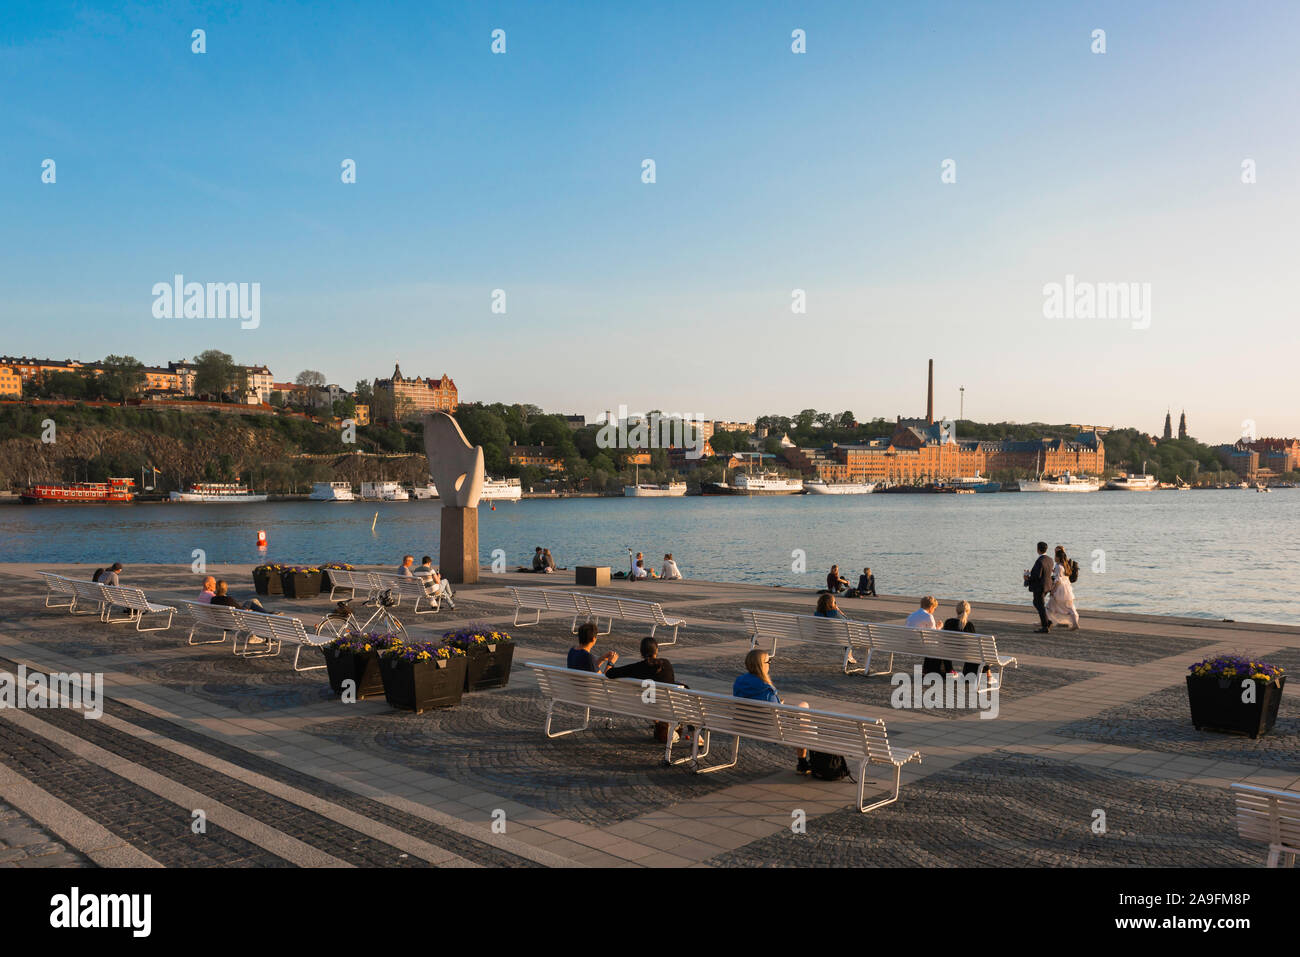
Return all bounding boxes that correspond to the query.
[199,576,217,603]
[660,553,682,580]
[532,547,545,572]
[857,567,877,597]
[209,580,267,614]
[542,548,559,573]
[826,564,849,594]
[631,558,648,580]
[905,595,939,629]
[733,649,813,775]
[93,562,123,586]
[397,555,415,577]
[567,621,618,674]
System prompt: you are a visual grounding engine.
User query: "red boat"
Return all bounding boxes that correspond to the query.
[20,477,136,504]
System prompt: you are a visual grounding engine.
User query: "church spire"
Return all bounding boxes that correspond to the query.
[1178,409,1187,440]
[1162,409,1172,441]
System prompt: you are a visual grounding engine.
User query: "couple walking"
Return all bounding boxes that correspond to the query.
[1024,541,1080,633]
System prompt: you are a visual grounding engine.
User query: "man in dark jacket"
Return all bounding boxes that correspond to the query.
[1025,541,1054,633]
[605,636,676,685]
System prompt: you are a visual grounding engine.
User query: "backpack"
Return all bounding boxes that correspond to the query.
[1068,559,1079,584]
[92,568,104,583]
[807,751,853,781]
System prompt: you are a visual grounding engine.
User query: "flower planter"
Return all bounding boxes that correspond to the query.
[319,565,351,594]
[1187,674,1286,738]
[253,567,283,596]
[463,642,515,692]
[324,649,385,699]
[381,656,467,713]
[280,570,322,599]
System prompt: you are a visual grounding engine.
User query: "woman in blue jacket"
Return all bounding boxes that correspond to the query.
[733,649,813,775]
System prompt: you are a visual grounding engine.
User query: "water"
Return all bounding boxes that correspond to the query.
[2,491,1296,626]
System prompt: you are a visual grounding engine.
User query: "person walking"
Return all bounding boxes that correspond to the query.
[1024,541,1055,633]
[1047,546,1081,630]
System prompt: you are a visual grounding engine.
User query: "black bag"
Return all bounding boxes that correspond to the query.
[1068,559,1079,584]
[807,751,852,781]
[92,568,104,583]
[844,588,860,599]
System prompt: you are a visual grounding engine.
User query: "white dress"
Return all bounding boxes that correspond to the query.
[1047,561,1079,627]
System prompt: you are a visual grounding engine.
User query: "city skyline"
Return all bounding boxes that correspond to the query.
[3,1,1298,439]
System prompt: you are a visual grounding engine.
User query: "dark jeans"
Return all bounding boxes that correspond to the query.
[1032,591,1050,629]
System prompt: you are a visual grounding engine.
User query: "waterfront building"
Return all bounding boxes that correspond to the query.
[564,414,586,430]
[373,363,458,421]
[1217,442,1260,479]
[508,443,565,471]
[244,365,274,404]
[0,365,22,397]
[1220,438,1300,478]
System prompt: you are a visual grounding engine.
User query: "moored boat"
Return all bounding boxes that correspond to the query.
[703,472,804,495]
[309,481,356,502]
[359,481,410,502]
[802,480,877,495]
[1017,473,1102,493]
[411,477,522,502]
[169,482,268,503]
[20,477,136,504]
[624,483,688,497]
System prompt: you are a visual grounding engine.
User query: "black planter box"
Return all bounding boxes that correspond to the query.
[1187,674,1286,738]
[319,567,349,593]
[463,642,515,692]
[253,568,283,596]
[324,649,385,699]
[381,656,467,713]
[280,570,322,599]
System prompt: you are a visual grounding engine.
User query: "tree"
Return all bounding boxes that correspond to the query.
[839,410,856,428]
[354,379,373,404]
[296,370,326,388]
[99,355,146,403]
[794,409,817,432]
[192,350,239,400]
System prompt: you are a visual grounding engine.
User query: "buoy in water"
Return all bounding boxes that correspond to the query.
[256,529,268,548]
[490,503,495,511]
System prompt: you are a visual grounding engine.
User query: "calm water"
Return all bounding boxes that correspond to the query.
[2,492,1297,626]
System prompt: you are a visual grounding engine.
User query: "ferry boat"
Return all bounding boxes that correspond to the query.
[949,475,1003,493]
[169,482,268,503]
[359,481,410,502]
[411,477,523,502]
[20,477,136,504]
[1105,463,1158,491]
[802,479,877,495]
[624,483,688,497]
[309,481,356,502]
[1017,473,1102,493]
[703,472,805,496]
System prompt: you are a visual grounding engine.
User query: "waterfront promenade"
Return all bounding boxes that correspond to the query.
[0,563,1296,868]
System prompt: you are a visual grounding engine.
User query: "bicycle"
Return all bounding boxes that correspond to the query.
[314,589,408,640]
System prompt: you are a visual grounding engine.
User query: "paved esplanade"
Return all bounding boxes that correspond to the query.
[1,564,1295,868]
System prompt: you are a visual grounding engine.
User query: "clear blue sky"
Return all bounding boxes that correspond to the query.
[2,1,1297,442]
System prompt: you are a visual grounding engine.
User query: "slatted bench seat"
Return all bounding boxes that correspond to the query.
[326,568,376,601]
[175,599,246,646]
[685,687,922,812]
[507,587,585,628]
[863,622,1016,689]
[528,662,706,766]
[98,585,176,632]
[527,662,921,812]
[1231,783,1300,867]
[233,609,327,671]
[577,594,685,645]
[40,572,78,610]
[743,608,871,673]
[370,573,447,615]
[68,578,112,618]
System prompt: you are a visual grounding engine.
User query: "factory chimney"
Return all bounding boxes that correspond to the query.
[926,359,934,425]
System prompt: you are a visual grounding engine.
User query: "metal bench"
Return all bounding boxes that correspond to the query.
[39,572,77,610]
[233,609,327,671]
[576,594,685,645]
[68,579,111,618]
[507,588,586,629]
[370,573,446,615]
[864,622,1016,689]
[326,568,376,601]
[528,662,707,766]
[174,599,246,646]
[686,687,922,813]
[1231,782,1300,867]
[743,608,871,674]
[98,585,176,632]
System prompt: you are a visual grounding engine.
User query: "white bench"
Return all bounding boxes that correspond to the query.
[743,608,871,674]
[527,662,920,812]
[863,622,1016,690]
[326,568,376,601]
[507,587,585,629]
[175,599,245,646]
[371,573,447,615]
[233,609,327,672]
[529,662,704,765]
[686,687,922,813]
[98,585,176,632]
[68,579,112,618]
[40,572,77,610]
[1232,783,1300,867]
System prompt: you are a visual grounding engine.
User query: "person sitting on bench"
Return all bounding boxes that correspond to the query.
[567,621,618,674]
[734,649,812,775]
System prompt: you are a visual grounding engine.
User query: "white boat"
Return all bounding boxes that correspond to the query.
[624,483,687,497]
[1256,483,1270,493]
[411,477,522,502]
[1105,460,1158,491]
[309,481,355,502]
[169,482,268,503]
[1018,473,1102,493]
[723,472,805,495]
[802,479,877,495]
[359,481,410,502]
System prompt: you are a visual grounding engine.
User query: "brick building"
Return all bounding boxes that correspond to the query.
[374,363,458,421]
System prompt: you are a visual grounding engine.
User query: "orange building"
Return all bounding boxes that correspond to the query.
[374,363,458,421]
[508,444,565,471]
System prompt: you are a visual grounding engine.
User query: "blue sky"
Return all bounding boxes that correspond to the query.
[2,1,1297,441]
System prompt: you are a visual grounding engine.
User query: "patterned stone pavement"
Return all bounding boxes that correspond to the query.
[1,563,1297,868]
